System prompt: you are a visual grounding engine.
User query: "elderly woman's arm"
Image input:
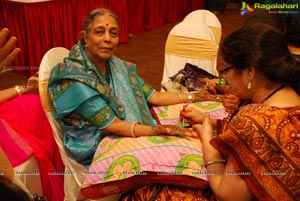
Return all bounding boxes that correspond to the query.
[148,90,223,106]
[103,118,198,138]
[72,95,198,138]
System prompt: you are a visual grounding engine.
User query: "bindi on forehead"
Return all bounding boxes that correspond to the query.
[100,22,114,27]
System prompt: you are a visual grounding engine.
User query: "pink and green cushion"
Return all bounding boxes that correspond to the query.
[80,135,208,199]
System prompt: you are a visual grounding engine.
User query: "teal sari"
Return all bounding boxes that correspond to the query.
[48,41,156,166]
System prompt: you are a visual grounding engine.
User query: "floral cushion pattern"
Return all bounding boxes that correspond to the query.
[153,101,228,125]
[80,135,208,199]
[80,101,226,199]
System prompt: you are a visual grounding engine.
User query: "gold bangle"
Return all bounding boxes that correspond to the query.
[204,159,226,168]
[130,121,141,137]
[14,85,22,96]
[177,92,184,103]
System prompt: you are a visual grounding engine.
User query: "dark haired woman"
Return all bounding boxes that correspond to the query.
[182,23,300,200]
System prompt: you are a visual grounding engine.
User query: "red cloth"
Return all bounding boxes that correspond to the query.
[0,94,65,201]
[0,119,33,167]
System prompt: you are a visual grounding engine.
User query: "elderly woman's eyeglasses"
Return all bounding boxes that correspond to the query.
[219,66,234,75]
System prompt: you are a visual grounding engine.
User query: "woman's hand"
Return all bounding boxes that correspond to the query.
[204,78,219,94]
[0,28,21,71]
[204,78,233,95]
[26,71,39,91]
[153,125,199,138]
[15,72,39,95]
[192,114,214,142]
[221,94,240,111]
[180,106,204,125]
[193,88,215,102]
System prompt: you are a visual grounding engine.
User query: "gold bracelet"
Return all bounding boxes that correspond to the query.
[130,121,141,137]
[14,85,22,96]
[177,92,184,103]
[204,159,226,168]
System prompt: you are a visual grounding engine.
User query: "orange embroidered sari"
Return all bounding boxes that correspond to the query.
[211,103,300,201]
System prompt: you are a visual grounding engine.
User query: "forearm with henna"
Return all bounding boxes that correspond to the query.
[151,125,197,138]
[193,89,212,101]
[194,89,224,102]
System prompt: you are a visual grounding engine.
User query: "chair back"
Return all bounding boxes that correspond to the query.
[39,47,88,200]
[183,9,222,44]
[39,47,69,155]
[161,9,221,90]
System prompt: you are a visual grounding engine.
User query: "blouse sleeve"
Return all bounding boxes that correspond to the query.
[137,76,155,101]
[75,95,117,129]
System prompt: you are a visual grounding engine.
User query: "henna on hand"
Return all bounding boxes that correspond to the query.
[17,72,39,94]
[221,94,240,110]
[193,89,214,102]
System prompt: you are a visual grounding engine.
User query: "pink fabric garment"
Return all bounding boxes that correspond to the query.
[0,94,65,201]
[0,119,33,166]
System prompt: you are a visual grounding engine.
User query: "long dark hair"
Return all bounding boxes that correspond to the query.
[0,176,31,201]
[221,23,300,93]
[244,10,300,48]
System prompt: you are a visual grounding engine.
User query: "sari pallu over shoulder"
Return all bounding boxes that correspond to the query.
[211,103,300,201]
[48,41,156,165]
[48,60,126,120]
[48,41,155,125]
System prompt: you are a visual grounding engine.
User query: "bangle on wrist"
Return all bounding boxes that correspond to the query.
[204,159,226,168]
[130,121,141,137]
[187,92,193,103]
[14,85,22,96]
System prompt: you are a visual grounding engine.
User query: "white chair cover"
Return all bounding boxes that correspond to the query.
[14,155,43,196]
[161,9,221,91]
[183,9,222,44]
[0,147,34,198]
[39,47,87,201]
[39,47,121,201]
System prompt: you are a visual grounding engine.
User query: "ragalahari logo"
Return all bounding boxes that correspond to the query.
[240,1,299,15]
[240,2,255,16]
